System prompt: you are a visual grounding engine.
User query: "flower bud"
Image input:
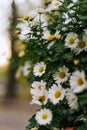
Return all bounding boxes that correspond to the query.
[37,7,44,14]
[73,60,80,65]
[56,34,61,40]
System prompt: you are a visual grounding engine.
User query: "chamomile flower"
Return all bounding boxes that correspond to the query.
[43,30,55,41]
[29,8,47,27]
[33,62,46,77]
[19,9,37,22]
[43,30,55,49]
[51,0,62,9]
[48,84,65,104]
[75,34,87,54]
[30,80,46,95]
[35,108,53,125]
[30,89,48,105]
[65,32,79,50]
[66,89,78,110]
[53,66,70,84]
[69,70,87,93]
[28,9,38,19]
[46,0,62,11]
[16,22,30,41]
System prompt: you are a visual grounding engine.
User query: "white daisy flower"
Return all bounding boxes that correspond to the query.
[16,22,30,41]
[75,34,87,54]
[51,0,62,9]
[30,80,46,95]
[27,9,38,20]
[33,62,46,77]
[46,0,62,11]
[35,108,53,125]
[48,84,65,104]
[43,29,55,49]
[28,9,47,27]
[43,30,55,40]
[22,61,31,76]
[18,9,38,22]
[53,66,70,84]
[19,9,47,27]
[69,70,87,93]
[66,89,78,110]
[65,32,79,50]
[43,29,61,41]
[30,89,48,105]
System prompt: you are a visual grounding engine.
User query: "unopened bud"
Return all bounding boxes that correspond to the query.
[56,34,61,40]
[73,60,80,65]
[37,7,44,14]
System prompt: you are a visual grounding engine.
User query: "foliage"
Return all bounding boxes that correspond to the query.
[15,0,87,130]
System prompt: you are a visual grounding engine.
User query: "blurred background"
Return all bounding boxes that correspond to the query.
[0,0,43,130]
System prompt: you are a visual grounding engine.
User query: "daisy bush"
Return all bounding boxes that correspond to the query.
[15,0,87,130]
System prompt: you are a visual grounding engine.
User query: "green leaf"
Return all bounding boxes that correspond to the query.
[77,126,87,130]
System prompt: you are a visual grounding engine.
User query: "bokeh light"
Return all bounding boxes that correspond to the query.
[0,34,11,66]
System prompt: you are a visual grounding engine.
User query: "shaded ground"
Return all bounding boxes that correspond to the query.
[0,98,39,130]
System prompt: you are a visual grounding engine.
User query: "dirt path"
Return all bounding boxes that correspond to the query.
[0,99,39,130]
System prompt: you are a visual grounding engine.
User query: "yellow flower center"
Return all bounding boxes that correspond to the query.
[59,72,66,78]
[48,35,55,41]
[42,113,48,119]
[77,77,84,86]
[71,98,76,102]
[69,38,75,45]
[38,85,42,90]
[54,91,61,98]
[38,95,46,102]
[55,2,61,6]
[78,41,86,49]
[23,15,30,20]
[39,67,44,73]
[15,30,21,34]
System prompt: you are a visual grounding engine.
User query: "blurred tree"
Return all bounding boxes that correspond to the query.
[5,0,17,99]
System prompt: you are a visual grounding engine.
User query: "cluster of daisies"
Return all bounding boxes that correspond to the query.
[65,32,87,54]
[29,61,87,127]
[15,0,87,129]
